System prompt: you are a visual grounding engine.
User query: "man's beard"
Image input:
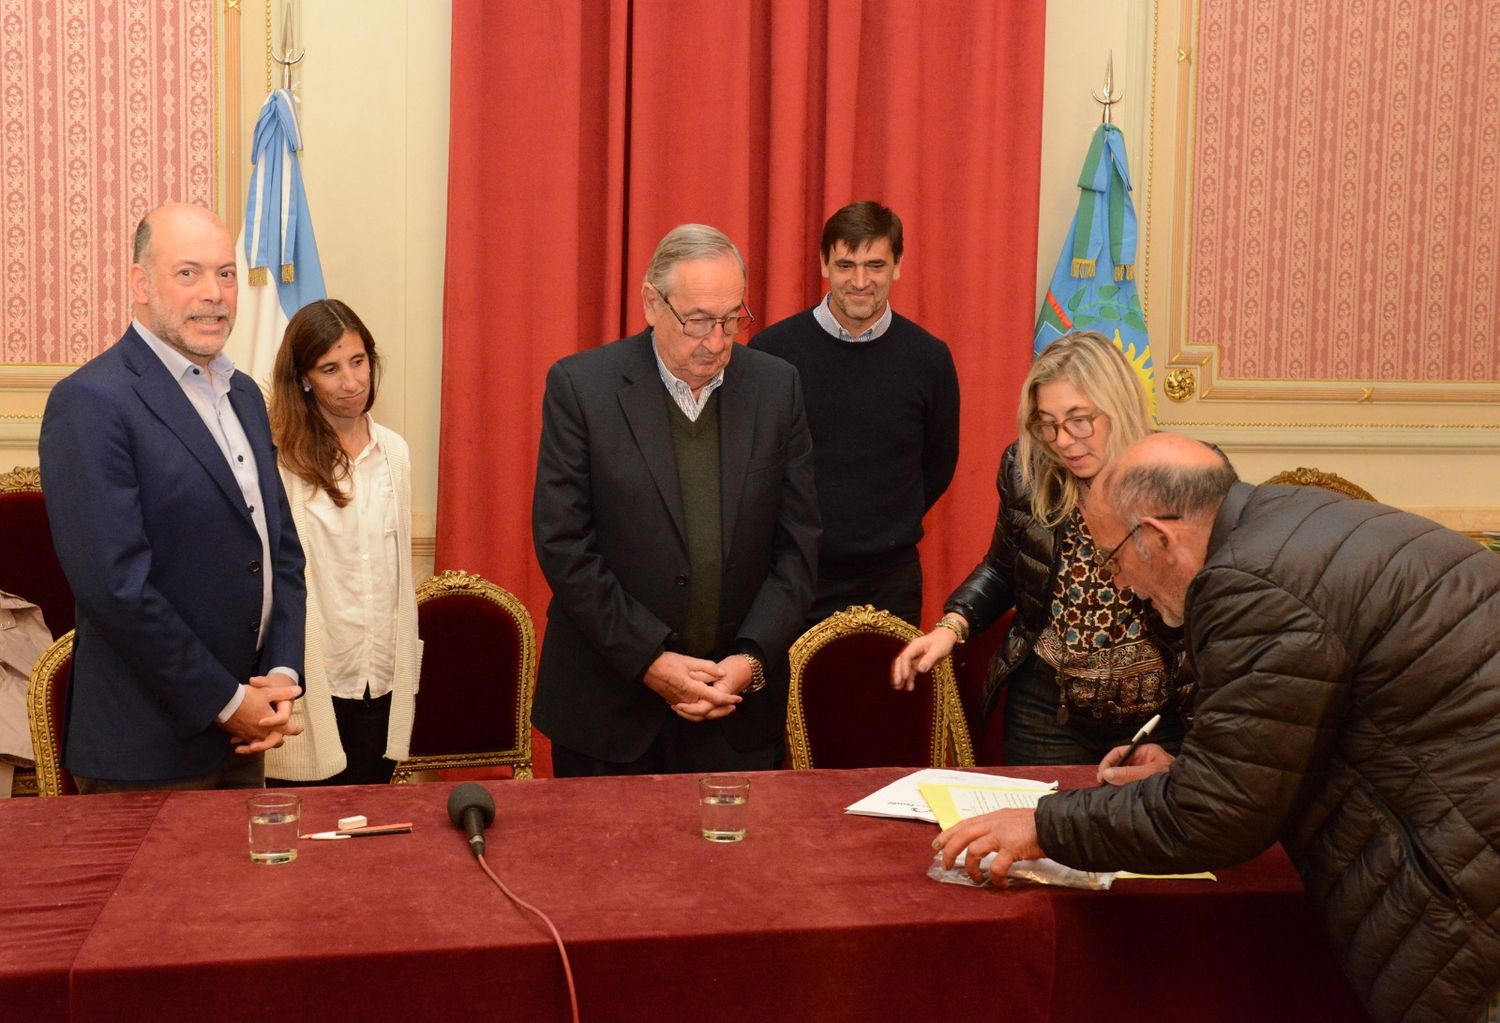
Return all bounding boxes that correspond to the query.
[148,296,233,361]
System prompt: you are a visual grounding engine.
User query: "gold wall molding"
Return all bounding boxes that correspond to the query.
[0,364,76,390]
[1180,424,1500,452]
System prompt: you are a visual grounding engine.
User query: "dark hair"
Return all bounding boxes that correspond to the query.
[269,299,381,508]
[132,215,152,264]
[820,201,903,262]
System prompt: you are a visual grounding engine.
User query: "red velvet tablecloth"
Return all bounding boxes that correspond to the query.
[0,792,164,1023]
[2,767,1372,1023]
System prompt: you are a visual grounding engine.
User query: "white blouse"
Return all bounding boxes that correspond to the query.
[301,424,400,701]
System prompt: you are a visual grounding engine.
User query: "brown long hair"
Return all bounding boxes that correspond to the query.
[269,299,380,508]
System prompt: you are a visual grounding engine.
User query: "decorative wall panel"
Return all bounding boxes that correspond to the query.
[1,0,216,364]
[1187,0,1500,383]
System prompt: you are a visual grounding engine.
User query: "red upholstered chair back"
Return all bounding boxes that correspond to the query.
[393,570,535,782]
[951,610,1011,766]
[786,605,973,770]
[0,466,75,638]
[27,630,76,796]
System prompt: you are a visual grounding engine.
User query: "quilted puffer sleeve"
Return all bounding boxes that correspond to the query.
[1036,566,1353,872]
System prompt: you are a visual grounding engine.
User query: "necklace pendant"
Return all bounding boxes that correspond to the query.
[1056,704,1069,726]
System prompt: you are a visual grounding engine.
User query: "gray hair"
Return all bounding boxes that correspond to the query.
[643,224,746,295]
[1109,450,1239,525]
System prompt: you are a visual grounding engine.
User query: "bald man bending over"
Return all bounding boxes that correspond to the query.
[935,433,1499,1023]
[40,203,305,792]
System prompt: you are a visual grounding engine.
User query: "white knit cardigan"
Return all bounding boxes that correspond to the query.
[265,421,422,781]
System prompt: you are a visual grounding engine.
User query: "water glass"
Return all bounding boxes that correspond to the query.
[698,775,750,842]
[247,792,301,864]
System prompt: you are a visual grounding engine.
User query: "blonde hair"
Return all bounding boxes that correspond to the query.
[1016,331,1153,526]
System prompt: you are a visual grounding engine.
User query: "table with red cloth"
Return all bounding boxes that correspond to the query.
[0,766,1372,1023]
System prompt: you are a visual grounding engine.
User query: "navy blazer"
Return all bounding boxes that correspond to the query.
[530,332,820,762]
[39,327,306,781]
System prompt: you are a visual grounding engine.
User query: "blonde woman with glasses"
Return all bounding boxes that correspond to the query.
[893,331,1186,765]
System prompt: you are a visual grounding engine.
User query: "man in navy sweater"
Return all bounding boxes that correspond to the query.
[751,202,959,627]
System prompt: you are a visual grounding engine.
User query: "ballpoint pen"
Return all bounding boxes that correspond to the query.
[1107,713,1161,779]
[302,822,414,840]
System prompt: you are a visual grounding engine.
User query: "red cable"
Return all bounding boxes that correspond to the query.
[475,852,580,1023]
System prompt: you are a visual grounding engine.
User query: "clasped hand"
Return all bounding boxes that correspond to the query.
[643,651,750,722]
[221,674,304,754]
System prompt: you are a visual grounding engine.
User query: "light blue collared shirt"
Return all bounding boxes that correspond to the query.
[651,330,725,422]
[811,293,894,343]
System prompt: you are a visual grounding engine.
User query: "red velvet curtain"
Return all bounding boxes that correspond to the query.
[440,1,1046,770]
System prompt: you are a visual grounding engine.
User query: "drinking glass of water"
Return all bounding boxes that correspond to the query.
[247,792,301,864]
[698,775,750,842]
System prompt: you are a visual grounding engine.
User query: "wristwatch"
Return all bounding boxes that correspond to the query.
[742,653,767,693]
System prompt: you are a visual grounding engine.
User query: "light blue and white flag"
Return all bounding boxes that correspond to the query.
[226,88,326,389]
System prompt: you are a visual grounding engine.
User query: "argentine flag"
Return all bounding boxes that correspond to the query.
[226,88,326,390]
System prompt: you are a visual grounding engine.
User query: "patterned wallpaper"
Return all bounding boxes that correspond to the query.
[1188,0,1500,382]
[1,0,216,364]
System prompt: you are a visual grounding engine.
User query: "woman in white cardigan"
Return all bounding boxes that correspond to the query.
[264,299,420,785]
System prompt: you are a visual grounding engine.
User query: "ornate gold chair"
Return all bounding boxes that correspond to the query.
[0,466,74,638]
[1264,467,1376,502]
[26,630,76,796]
[786,605,974,770]
[391,570,535,782]
[3,465,74,795]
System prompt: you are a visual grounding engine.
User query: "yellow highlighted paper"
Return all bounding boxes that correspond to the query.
[918,782,1053,831]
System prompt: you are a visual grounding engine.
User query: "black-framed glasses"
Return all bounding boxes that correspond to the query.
[1028,411,1106,444]
[658,292,755,339]
[1092,515,1182,576]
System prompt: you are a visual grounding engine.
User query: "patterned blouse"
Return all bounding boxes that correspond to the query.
[1032,509,1171,724]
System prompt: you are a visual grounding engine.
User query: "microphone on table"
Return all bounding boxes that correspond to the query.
[448,783,578,1022]
[447,783,496,858]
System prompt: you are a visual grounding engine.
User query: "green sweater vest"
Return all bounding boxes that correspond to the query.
[667,392,722,658]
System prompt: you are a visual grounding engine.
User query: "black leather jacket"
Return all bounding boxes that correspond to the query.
[943,442,1181,720]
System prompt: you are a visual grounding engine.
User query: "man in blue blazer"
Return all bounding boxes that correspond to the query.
[39,203,306,791]
[531,224,820,776]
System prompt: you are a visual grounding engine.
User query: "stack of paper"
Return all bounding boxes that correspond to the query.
[844,768,1056,825]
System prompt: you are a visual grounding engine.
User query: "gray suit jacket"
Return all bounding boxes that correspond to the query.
[530,332,819,762]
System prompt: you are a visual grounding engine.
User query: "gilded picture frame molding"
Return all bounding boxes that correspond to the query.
[1142,0,1500,427]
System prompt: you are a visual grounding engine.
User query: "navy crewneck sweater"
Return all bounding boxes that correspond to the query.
[750,307,959,576]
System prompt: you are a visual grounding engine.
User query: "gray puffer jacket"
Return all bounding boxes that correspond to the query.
[1037,483,1500,1023]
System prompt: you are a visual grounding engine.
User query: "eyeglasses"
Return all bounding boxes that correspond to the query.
[658,292,756,339]
[1092,515,1182,576]
[1028,411,1106,444]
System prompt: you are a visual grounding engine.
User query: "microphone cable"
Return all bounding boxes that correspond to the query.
[474,852,580,1023]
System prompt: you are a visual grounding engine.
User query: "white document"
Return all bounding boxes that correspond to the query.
[845,769,1056,824]
[948,784,1049,814]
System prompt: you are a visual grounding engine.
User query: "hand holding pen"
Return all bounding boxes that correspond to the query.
[1098,714,1175,786]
